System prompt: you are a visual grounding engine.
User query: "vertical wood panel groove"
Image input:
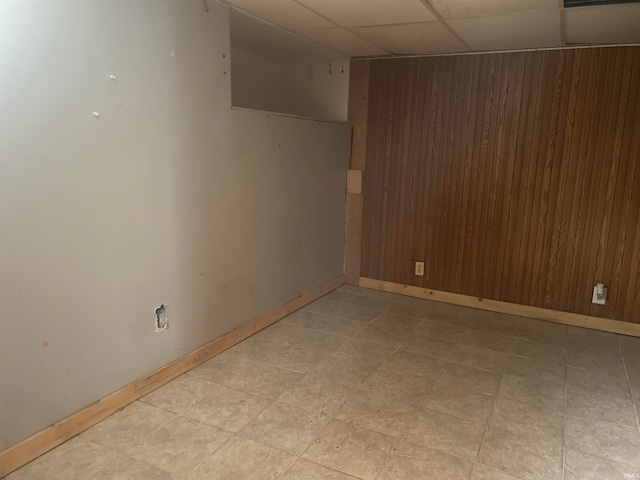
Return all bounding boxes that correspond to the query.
[362,47,640,324]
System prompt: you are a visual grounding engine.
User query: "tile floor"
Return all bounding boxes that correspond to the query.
[7,285,640,480]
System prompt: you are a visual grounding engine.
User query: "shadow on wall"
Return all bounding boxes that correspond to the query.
[230,48,350,122]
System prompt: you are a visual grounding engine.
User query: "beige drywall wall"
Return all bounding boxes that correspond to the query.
[231,48,283,113]
[0,0,348,450]
[230,47,349,122]
[278,61,350,122]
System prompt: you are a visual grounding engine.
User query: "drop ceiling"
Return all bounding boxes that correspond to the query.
[223,0,640,62]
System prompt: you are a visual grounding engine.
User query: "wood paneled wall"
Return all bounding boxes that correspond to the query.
[361,46,640,323]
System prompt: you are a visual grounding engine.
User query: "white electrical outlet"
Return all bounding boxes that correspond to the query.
[415,262,425,276]
[592,284,607,305]
[155,304,169,332]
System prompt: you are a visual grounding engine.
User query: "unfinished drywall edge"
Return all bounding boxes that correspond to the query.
[359,277,640,337]
[0,274,344,478]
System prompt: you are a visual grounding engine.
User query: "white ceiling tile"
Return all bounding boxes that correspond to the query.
[230,10,346,63]
[430,0,560,19]
[448,10,562,51]
[298,28,389,57]
[296,0,437,27]
[566,4,640,45]
[352,22,469,55]
[226,0,333,30]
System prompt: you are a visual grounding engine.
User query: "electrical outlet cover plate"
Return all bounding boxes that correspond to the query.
[415,262,425,276]
[592,286,607,305]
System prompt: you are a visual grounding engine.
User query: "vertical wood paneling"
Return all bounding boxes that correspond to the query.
[361,46,640,324]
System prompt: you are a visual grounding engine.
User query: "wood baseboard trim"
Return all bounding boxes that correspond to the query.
[0,275,344,478]
[359,277,640,337]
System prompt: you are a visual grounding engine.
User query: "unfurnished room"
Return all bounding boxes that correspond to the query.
[1,0,640,479]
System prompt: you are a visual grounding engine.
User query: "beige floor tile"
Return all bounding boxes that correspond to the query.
[382,350,446,379]
[312,355,379,387]
[7,437,119,480]
[240,321,341,353]
[399,334,457,360]
[506,355,566,384]
[371,311,423,330]
[448,344,509,373]
[360,367,434,404]
[379,440,473,480]
[311,316,366,336]
[128,416,231,476]
[280,459,360,479]
[478,426,563,480]
[619,335,640,362]
[423,306,475,328]
[567,326,621,356]
[302,420,395,480]
[564,449,640,480]
[353,323,412,348]
[490,396,563,440]
[413,319,467,342]
[235,337,328,373]
[351,294,396,311]
[471,463,522,480]
[83,402,176,453]
[460,329,514,353]
[19,286,640,480]
[283,310,328,328]
[303,299,382,322]
[566,366,631,399]
[240,401,330,454]
[468,312,520,336]
[438,362,502,395]
[140,374,220,414]
[515,318,567,346]
[402,407,486,460]
[567,349,626,373]
[187,436,294,480]
[278,374,353,416]
[254,322,308,343]
[511,338,566,364]
[189,351,302,398]
[498,374,565,412]
[88,455,175,479]
[387,301,431,319]
[423,380,495,421]
[565,415,640,466]
[566,384,637,427]
[334,389,417,437]
[627,363,640,398]
[187,350,251,380]
[323,290,362,305]
[182,385,271,432]
[286,328,349,354]
[333,338,395,365]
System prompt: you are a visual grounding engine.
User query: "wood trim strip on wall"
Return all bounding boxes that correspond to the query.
[0,275,345,478]
[360,277,640,337]
[345,60,370,285]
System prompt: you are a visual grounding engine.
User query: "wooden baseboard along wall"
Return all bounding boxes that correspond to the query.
[360,277,640,338]
[0,274,345,478]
